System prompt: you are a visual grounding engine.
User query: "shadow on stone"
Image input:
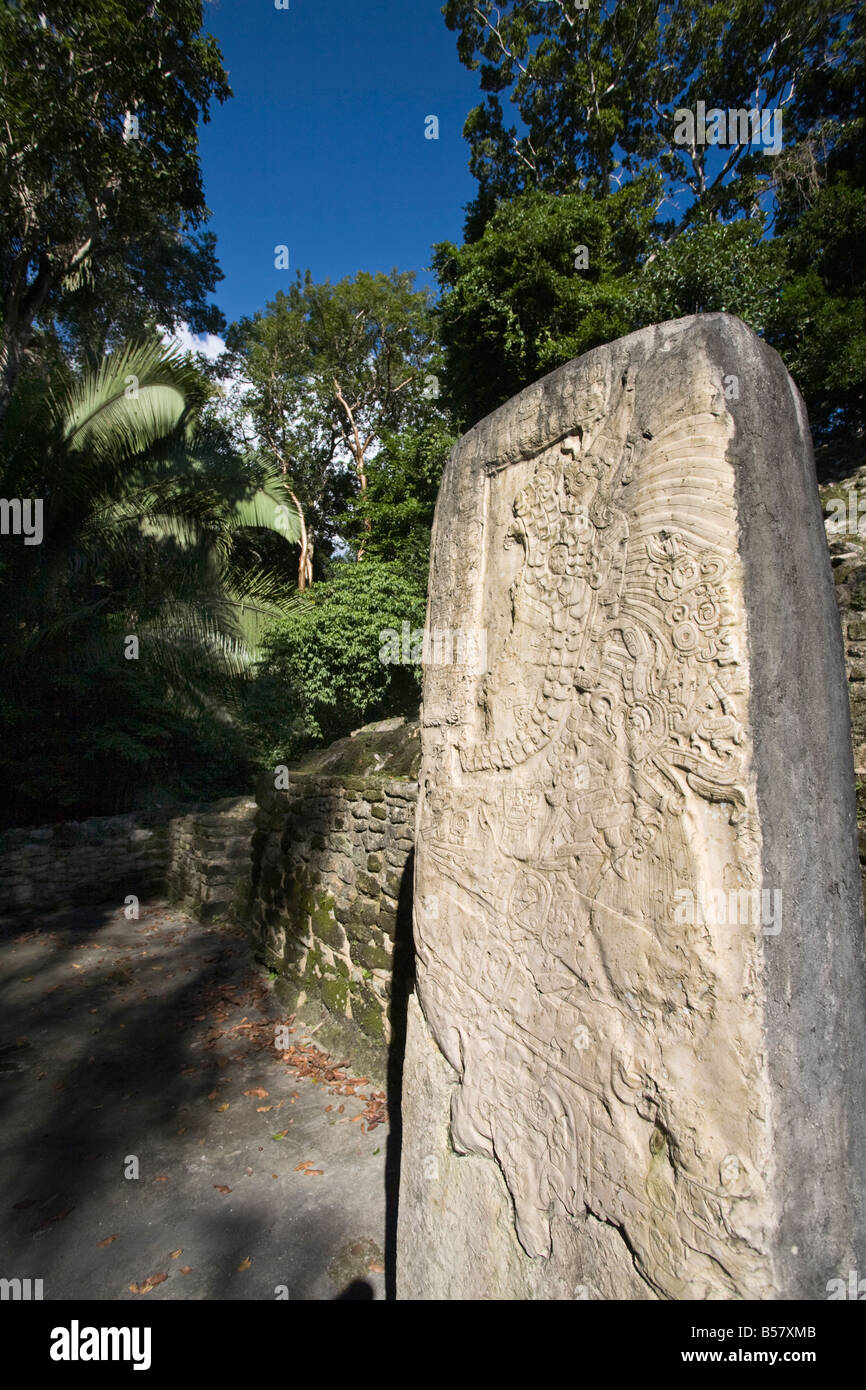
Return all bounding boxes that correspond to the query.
[384,848,415,1301]
[335,1279,374,1300]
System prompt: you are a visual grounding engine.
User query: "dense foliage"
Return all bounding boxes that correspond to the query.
[0,341,301,826]
[0,1,230,420]
[440,1,864,443]
[242,561,428,766]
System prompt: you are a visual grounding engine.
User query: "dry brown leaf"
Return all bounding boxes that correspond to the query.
[168,1249,182,1259]
[213,1185,232,1194]
[244,1087,269,1099]
[97,1234,118,1247]
[153,1176,168,1183]
[216,1102,229,1113]
[180,1266,192,1275]
[256,1105,272,1113]
[207,1090,217,1101]
[236,1256,251,1272]
[129,1272,168,1295]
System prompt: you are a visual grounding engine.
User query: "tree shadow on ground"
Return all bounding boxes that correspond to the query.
[0,900,310,1299]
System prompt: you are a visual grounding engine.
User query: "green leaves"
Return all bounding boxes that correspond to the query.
[445,1,858,239]
[0,339,303,824]
[219,268,441,576]
[0,2,231,417]
[246,560,427,761]
[630,220,786,334]
[231,477,302,547]
[433,184,656,425]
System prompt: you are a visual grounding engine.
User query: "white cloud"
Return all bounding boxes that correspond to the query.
[163,323,227,362]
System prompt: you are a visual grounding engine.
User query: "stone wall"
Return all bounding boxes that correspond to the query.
[248,771,417,1056]
[0,796,257,918]
[827,533,866,885]
[164,798,258,921]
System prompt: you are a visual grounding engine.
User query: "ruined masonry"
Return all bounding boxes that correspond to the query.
[397,313,866,1300]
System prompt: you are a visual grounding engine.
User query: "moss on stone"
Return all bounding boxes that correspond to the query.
[352,941,391,973]
[354,998,385,1040]
[321,976,349,1016]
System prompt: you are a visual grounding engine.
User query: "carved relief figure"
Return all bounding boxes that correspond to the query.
[414,358,772,1298]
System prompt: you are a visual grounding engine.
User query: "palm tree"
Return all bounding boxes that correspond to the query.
[0,339,302,820]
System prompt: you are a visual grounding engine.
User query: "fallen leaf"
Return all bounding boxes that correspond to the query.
[180,1266,192,1275]
[153,1176,168,1183]
[216,1102,229,1113]
[256,1105,272,1113]
[169,1249,183,1259]
[236,1256,251,1272]
[368,1261,385,1273]
[244,1087,269,1099]
[272,1130,289,1140]
[304,1169,324,1177]
[207,1090,217,1101]
[129,1272,168,1295]
[213,1185,232,1194]
[97,1234,118,1248]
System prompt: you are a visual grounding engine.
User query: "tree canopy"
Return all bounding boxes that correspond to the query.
[0,0,230,423]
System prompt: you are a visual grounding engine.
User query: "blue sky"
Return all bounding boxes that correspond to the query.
[195,0,480,332]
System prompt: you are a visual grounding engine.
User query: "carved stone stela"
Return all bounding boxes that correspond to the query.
[411,336,775,1299]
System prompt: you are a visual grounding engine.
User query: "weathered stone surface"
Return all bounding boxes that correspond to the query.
[398,314,866,1300]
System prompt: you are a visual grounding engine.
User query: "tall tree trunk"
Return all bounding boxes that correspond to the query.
[333,377,373,559]
[287,486,313,591]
